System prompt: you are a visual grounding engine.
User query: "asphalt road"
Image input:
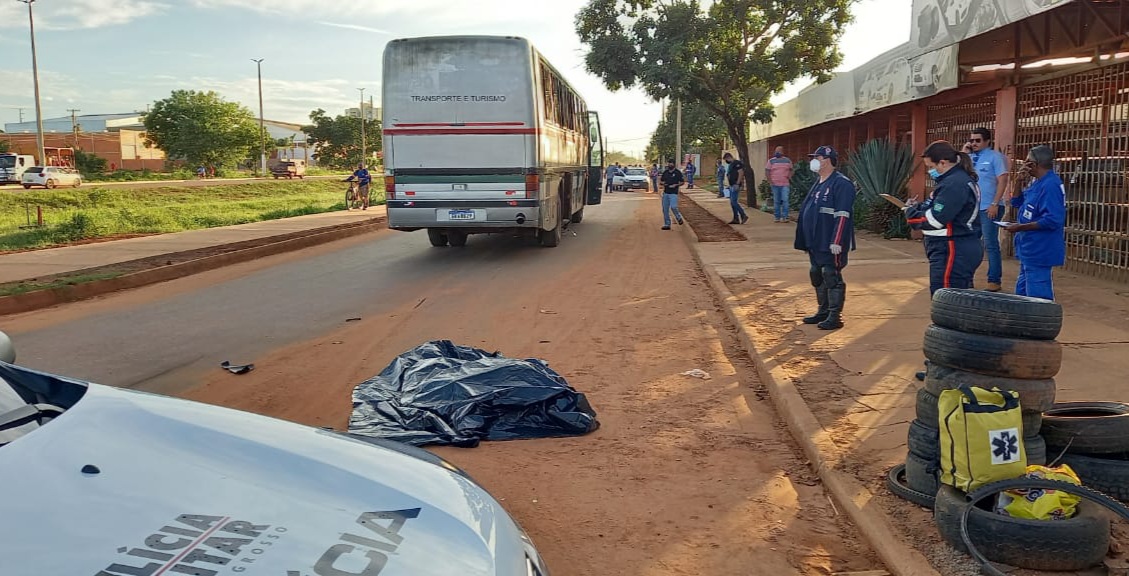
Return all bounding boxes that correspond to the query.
[0,174,343,191]
[1,193,635,393]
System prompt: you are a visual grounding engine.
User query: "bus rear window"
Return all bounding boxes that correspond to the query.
[384,38,533,125]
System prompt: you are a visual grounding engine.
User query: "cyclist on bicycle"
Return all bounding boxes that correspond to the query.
[345,163,372,210]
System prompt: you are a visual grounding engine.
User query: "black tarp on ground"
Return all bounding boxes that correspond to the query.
[348,340,599,447]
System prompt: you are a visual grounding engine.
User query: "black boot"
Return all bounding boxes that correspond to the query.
[818,286,845,330]
[802,286,829,325]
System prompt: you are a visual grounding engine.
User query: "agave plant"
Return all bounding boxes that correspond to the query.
[848,138,916,201]
[847,138,917,238]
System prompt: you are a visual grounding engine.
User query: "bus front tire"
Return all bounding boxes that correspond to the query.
[427,229,449,247]
[448,230,468,247]
[570,206,585,224]
[539,224,561,248]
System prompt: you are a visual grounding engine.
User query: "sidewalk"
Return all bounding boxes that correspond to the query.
[0,207,385,284]
[681,188,1129,573]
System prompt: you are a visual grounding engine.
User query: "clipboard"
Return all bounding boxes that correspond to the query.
[879,194,906,208]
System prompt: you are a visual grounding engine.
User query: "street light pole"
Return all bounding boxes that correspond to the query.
[357,88,366,168]
[252,58,266,176]
[18,0,45,166]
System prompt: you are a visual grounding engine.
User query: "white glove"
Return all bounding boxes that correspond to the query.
[830,244,842,255]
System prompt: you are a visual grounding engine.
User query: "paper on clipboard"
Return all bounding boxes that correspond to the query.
[878,194,906,208]
[994,221,1012,227]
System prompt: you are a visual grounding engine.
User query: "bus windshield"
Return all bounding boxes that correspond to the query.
[0,156,15,169]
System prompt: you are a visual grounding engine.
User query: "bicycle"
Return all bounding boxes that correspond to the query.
[344,180,363,210]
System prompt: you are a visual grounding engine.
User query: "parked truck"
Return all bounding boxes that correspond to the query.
[0,153,35,185]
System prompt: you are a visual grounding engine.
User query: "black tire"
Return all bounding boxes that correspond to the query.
[1059,452,1129,502]
[887,464,936,509]
[923,364,1055,413]
[1042,401,1129,455]
[1022,410,1042,437]
[915,388,939,429]
[426,229,448,247]
[905,450,939,496]
[570,206,585,223]
[447,231,468,247]
[21,185,30,189]
[907,418,939,461]
[46,179,56,189]
[539,224,561,248]
[933,484,1110,571]
[923,324,1061,380]
[1025,433,1047,466]
[931,288,1062,340]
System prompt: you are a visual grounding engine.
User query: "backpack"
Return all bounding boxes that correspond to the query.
[939,386,1027,492]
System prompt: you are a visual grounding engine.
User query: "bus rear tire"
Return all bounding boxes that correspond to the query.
[570,206,585,224]
[448,230,468,247]
[539,224,561,248]
[427,228,449,247]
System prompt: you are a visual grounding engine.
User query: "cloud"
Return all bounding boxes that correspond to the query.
[189,0,545,27]
[317,21,390,34]
[0,0,168,30]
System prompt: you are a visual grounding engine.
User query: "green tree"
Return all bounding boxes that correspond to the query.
[606,150,644,166]
[301,109,381,170]
[143,90,260,170]
[0,140,9,153]
[577,0,853,207]
[74,149,108,174]
[649,100,727,163]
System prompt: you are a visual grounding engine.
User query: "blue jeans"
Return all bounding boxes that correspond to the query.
[1016,263,1054,300]
[687,174,695,187]
[772,185,790,220]
[717,177,725,196]
[728,184,747,222]
[651,177,658,192]
[979,208,1003,284]
[662,193,683,226]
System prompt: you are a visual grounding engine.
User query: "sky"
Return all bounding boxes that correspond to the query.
[0,0,911,158]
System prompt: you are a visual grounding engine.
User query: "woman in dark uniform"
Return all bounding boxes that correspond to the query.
[904,141,983,295]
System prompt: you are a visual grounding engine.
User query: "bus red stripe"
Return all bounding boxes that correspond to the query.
[392,122,526,127]
[383,128,538,136]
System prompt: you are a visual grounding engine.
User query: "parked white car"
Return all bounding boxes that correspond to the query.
[21,166,82,189]
[0,333,550,576]
[621,167,650,190]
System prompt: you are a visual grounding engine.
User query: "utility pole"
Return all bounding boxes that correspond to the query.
[18,0,45,166]
[67,108,80,143]
[357,87,366,168]
[675,98,682,167]
[17,108,24,123]
[251,58,266,175]
[369,94,376,165]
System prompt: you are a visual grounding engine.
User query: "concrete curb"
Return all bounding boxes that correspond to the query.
[680,194,940,576]
[0,217,385,315]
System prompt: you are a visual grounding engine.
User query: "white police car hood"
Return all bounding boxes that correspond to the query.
[0,379,539,576]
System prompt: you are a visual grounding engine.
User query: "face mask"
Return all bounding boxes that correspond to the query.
[809,158,822,172]
[774,152,783,158]
[927,168,940,180]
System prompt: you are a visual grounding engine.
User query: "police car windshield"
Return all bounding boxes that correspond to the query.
[626,168,646,176]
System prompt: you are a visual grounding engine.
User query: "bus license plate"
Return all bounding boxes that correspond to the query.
[448,210,476,221]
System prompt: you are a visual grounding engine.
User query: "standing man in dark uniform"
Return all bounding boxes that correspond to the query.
[659,158,685,230]
[795,146,855,331]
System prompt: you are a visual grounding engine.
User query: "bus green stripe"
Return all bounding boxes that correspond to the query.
[396,174,526,184]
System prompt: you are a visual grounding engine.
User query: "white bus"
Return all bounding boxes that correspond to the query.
[381,35,605,247]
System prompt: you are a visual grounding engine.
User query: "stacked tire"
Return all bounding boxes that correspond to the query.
[888,290,1062,510]
[1042,401,1129,504]
[922,288,1064,468]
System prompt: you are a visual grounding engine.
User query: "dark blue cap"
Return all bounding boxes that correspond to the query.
[808,145,838,162]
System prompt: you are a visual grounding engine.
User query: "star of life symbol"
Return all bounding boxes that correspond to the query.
[989,428,1021,465]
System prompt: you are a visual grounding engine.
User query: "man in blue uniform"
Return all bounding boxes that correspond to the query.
[1005,145,1066,300]
[794,146,855,331]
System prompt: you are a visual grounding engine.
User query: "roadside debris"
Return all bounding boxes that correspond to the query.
[219,361,254,375]
[349,340,599,447]
[345,317,362,322]
[680,369,712,380]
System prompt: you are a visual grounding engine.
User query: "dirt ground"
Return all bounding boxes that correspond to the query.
[182,193,881,576]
